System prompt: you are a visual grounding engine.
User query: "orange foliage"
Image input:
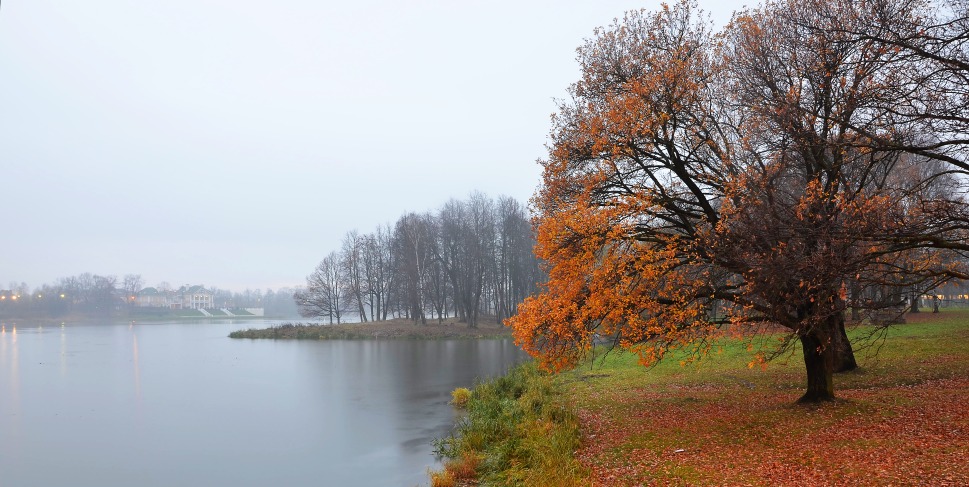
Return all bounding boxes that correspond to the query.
[506,0,969,401]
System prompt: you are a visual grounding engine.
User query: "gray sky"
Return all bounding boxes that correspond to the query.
[0,0,747,292]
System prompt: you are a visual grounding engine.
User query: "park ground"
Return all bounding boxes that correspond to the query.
[432,309,969,486]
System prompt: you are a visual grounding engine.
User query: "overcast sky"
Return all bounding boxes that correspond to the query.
[0,0,747,292]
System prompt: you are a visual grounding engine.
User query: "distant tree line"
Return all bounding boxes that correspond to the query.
[295,192,544,327]
[0,273,140,317]
[0,273,300,319]
[208,286,300,317]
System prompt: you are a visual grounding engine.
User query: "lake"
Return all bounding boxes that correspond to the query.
[0,319,528,486]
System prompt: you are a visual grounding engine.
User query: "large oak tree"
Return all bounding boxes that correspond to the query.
[508,0,969,402]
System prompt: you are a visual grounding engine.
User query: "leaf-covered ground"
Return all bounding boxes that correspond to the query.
[565,310,969,486]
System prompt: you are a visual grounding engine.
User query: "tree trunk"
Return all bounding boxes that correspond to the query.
[910,290,920,313]
[798,332,836,403]
[831,313,858,373]
[848,281,861,322]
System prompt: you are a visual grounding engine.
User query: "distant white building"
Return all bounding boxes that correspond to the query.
[180,285,213,310]
[136,285,214,310]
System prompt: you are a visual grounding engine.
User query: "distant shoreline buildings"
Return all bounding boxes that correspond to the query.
[0,281,291,319]
[135,285,214,310]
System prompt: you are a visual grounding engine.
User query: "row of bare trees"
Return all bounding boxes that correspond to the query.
[295,193,544,327]
[1,273,142,317]
[207,286,300,316]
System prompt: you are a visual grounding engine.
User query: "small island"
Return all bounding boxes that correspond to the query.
[229,317,513,340]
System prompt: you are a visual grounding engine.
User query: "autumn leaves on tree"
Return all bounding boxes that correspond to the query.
[508,0,969,402]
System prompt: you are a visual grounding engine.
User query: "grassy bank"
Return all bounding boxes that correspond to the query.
[229,317,512,340]
[430,362,588,487]
[434,309,969,485]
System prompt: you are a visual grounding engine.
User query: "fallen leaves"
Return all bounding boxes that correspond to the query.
[568,313,969,486]
[572,376,969,486]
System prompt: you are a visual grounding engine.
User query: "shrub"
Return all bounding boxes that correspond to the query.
[450,387,472,408]
[428,468,455,487]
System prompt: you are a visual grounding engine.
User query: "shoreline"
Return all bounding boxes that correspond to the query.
[431,309,969,485]
[229,317,513,340]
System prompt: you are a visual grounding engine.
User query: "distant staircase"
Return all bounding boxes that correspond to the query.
[198,308,212,317]
[222,308,235,316]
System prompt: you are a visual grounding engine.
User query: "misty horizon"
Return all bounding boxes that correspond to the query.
[0,1,747,291]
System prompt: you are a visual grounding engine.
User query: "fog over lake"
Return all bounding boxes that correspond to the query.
[0,320,527,486]
[0,0,747,291]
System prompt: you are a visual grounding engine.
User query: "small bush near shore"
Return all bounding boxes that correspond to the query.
[428,453,480,487]
[450,387,472,408]
[431,362,587,486]
[428,468,455,487]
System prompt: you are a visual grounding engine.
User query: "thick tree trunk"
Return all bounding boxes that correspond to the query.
[798,332,836,403]
[831,313,858,373]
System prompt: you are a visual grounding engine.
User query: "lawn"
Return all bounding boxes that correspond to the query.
[566,309,969,486]
[433,309,969,486]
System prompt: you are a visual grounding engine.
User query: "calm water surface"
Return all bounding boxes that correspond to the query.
[0,319,527,486]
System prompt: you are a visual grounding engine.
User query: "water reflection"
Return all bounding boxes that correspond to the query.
[0,320,527,487]
[293,338,529,485]
[61,327,68,377]
[3,324,19,386]
[0,323,21,443]
[132,333,141,402]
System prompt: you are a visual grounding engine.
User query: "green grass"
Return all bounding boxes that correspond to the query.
[431,362,589,486]
[229,323,325,339]
[435,309,969,486]
[572,309,969,391]
[174,309,205,317]
[228,320,512,340]
[128,307,177,318]
[569,309,969,485]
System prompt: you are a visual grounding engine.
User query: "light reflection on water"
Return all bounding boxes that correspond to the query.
[0,320,527,487]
